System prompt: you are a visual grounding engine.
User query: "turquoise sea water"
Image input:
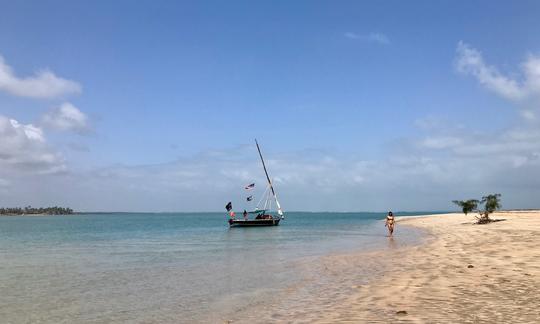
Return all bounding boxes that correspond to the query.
[0,212,433,323]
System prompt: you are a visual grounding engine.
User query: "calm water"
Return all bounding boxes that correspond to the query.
[0,212,431,323]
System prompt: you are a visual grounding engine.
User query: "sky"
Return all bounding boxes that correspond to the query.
[1,1,540,212]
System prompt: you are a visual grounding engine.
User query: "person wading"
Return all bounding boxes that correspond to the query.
[385,211,395,236]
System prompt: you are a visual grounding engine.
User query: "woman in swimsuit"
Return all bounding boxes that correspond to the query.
[385,211,395,236]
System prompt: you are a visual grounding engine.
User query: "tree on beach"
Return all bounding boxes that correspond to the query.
[452,199,479,215]
[452,194,502,224]
[479,194,502,224]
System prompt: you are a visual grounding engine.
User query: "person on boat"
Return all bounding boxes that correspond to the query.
[243,209,248,220]
[385,211,395,236]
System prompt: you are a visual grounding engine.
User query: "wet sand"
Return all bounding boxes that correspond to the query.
[231,211,540,323]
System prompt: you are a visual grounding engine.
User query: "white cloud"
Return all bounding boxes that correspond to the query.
[0,115,65,174]
[456,41,540,102]
[41,102,89,133]
[344,32,363,40]
[521,110,536,121]
[64,135,540,210]
[9,118,45,142]
[345,32,390,45]
[420,136,463,149]
[2,42,540,211]
[0,55,81,99]
[367,32,390,45]
[523,54,540,94]
[0,131,539,212]
[0,178,10,187]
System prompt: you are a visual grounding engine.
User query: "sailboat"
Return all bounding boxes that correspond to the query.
[227,140,284,227]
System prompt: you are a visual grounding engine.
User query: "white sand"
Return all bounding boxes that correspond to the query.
[316,211,540,323]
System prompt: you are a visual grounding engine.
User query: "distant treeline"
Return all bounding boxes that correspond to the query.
[0,206,74,215]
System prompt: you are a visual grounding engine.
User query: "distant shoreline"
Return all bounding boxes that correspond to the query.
[0,207,75,216]
[2,209,537,216]
[0,213,75,217]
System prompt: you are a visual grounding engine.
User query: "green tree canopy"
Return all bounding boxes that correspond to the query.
[452,199,479,215]
[481,194,502,214]
[452,194,502,224]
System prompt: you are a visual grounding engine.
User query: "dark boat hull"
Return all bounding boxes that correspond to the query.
[228,218,281,227]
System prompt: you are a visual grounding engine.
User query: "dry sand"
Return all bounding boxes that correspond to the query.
[315,211,540,323]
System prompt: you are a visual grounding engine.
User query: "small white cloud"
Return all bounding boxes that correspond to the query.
[0,55,81,99]
[456,41,524,100]
[523,54,540,94]
[367,32,390,45]
[455,41,540,102]
[511,155,528,168]
[521,110,536,121]
[9,118,45,142]
[414,116,445,130]
[344,32,361,40]
[420,136,463,149]
[345,32,390,45]
[0,115,65,173]
[42,102,89,133]
[0,178,10,187]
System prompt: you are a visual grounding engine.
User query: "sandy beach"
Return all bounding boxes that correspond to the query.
[314,211,540,323]
[230,211,540,323]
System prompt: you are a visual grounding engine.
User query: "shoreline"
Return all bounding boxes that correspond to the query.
[225,217,431,323]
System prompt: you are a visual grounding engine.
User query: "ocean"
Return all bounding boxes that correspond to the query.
[0,212,431,323]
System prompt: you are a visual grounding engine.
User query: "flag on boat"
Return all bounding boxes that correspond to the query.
[245,183,255,190]
[225,202,233,212]
[246,195,253,201]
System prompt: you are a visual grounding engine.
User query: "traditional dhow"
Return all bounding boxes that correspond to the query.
[226,140,284,227]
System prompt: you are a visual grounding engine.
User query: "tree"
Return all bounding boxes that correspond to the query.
[478,194,502,224]
[452,194,502,224]
[452,199,479,215]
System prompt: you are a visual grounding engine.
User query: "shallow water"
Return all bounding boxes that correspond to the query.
[0,212,431,323]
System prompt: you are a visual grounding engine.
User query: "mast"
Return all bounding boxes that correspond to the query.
[255,139,283,216]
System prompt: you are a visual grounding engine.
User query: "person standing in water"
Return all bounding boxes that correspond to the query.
[385,211,395,236]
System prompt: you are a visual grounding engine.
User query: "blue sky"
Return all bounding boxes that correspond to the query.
[1,1,540,211]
